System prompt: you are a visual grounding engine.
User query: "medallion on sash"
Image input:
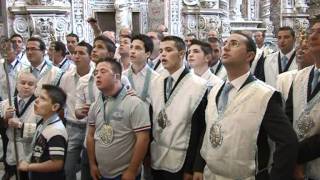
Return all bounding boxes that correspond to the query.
[296,114,315,139]
[209,122,223,148]
[157,109,169,129]
[99,124,114,145]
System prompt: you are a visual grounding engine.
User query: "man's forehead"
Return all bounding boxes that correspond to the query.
[75,46,87,52]
[94,40,106,46]
[160,40,176,47]
[277,30,292,36]
[189,44,201,50]
[67,36,77,40]
[97,62,112,69]
[27,41,40,47]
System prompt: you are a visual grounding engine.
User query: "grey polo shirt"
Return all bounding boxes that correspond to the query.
[88,88,151,178]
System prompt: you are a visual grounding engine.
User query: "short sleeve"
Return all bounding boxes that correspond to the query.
[47,135,67,160]
[87,103,97,126]
[129,99,151,132]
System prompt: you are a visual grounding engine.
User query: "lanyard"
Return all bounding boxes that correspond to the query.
[98,86,127,125]
[127,65,152,101]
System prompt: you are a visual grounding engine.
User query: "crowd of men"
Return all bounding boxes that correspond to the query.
[0,18,319,180]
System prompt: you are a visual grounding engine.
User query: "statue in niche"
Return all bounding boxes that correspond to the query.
[114,0,133,36]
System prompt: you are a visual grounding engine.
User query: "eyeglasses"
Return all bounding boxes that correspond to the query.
[223,40,241,49]
[26,47,42,52]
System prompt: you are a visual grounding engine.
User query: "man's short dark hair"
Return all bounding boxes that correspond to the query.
[278,26,295,38]
[207,37,222,47]
[120,34,132,40]
[132,34,154,53]
[53,41,67,56]
[232,32,257,54]
[28,37,46,51]
[94,35,116,57]
[10,34,23,41]
[186,33,196,39]
[161,36,186,51]
[96,57,122,77]
[66,33,79,42]
[77,41,93,55]
[190,39,212,56]
[42,84,67,112]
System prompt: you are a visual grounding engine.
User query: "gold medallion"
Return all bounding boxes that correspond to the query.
[209,123,223,148]
[157,109,169,129]
[99,124,114,145]
[297,115,315,139]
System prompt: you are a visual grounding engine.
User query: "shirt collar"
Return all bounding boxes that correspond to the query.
[170,65,185,82]
[201,68,213,80]
[45,113,60,125]
[227,71,250,91]
[280,48,295,59]
[17,95,31,103]
[130,63,148,76]
[211,60,221,70]
[150,55,161,64]
[59,57,68,66]
[34,60,46,71]
[10,58,19,68]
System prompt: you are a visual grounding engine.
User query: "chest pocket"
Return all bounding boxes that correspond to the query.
[111,109,124,121]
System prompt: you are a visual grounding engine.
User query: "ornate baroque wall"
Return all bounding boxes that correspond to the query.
[148,0,165,31]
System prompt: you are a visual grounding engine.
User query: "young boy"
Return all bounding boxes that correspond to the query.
[0,71,39,180]
[123,34,158,104]
[18,84,68,180]
[188,39,222,89]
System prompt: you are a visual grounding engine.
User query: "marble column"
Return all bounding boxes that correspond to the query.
[260,0,274,38]
[166,0,182,36]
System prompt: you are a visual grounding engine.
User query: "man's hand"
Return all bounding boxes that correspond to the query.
[4,106,15,119]
[184,172,193,180]
[75,104,90,119]
[193,172,203,180]
[121,169,136,180]
[90,164,101,180]
[8,118,22,128]
[18,161,29,172]
[126,88,137,96]
[293,164,305,180]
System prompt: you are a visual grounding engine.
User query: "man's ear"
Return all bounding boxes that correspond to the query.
[246,51,256,63]
[178,50,185,59]
[52,103,61,112]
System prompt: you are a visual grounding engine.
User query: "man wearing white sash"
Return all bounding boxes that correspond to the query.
[123,34,159,105]
[198,32,298,180]
[0,39,29,100]
[150,36,208,179]
[208,37,227,80]
[286,21,320,180]
[24,37,65,96]
[147,31,164,73]
[188,39,222,89]
[277,35,315,122]
[10,34,29,66]
[264,26,298,87]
